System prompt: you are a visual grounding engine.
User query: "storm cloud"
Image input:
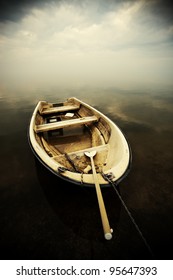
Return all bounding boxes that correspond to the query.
[0,0,173,91]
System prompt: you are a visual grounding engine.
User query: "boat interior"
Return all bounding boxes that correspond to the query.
[34,98,111,174]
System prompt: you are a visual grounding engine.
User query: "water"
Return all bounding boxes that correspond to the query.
[0,86,173,260]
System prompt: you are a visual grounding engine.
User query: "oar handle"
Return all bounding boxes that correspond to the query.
[90,156,112,240]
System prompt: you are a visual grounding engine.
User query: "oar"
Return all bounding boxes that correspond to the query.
[85,151,113,240]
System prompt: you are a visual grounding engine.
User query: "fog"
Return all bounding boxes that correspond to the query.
[0,0,173,92]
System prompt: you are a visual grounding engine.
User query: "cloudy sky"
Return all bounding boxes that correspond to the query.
[0,0,173,91]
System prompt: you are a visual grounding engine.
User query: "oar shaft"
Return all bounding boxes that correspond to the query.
[90,156,112,240]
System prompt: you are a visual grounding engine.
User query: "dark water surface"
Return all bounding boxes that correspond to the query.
[0,87,173,260]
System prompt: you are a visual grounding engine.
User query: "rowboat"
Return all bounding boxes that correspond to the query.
[29,97,131,239]
[29,96,131,186]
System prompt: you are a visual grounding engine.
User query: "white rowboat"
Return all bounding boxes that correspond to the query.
[29,97,131,187]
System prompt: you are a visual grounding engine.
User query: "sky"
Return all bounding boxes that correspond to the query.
[0,0,173,91]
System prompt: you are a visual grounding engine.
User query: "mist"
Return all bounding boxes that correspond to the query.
[0,0,173,92]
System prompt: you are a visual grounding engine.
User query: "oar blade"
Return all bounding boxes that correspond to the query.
[85,150,97,158]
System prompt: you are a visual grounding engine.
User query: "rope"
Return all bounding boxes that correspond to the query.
[101,172,155,258]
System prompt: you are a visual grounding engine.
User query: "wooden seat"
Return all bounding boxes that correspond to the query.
[35,116,98,133]
[40,104,80,115]
[66,144,108,157]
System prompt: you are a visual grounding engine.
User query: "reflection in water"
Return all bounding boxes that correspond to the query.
[0,86,173,259]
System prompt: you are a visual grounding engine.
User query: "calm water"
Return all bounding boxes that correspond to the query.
[0,86,173,260]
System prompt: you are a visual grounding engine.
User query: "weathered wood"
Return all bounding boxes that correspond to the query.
[67,144,108,157]
[41,104,80,115]
[91,126,105,146]
[96,118,111,143]
[41,137,74,170]
[67,145,108,173]
[35,116,98,133]
[53,154,75,171]
[78,104,93,117]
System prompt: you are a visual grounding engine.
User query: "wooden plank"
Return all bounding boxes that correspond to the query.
[96,118,111,143]
[41,104,80,115]
[67,144,108,157]
[35,116,98,133]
